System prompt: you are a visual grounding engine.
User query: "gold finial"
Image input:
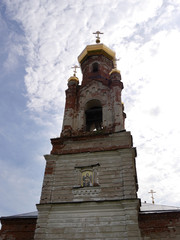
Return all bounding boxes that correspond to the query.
[148,189,156,204]
[93,31,104,43]
[114,58,120,69]
[71,65,80,76]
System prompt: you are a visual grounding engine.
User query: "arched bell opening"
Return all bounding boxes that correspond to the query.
[85,99,102,132]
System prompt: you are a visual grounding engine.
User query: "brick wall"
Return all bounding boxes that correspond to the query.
[139,211,180,239]
[40,132,138,204]
[0,218,37,240]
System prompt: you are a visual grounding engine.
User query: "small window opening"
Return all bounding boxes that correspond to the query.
[85,106,102,131]
[92,62,98,72]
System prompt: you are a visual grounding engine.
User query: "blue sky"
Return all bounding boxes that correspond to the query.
[1,0,180,218]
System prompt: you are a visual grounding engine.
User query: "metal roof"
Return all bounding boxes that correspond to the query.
[0,211,38,220]
[1,202,180,219]
[140,202,180,213]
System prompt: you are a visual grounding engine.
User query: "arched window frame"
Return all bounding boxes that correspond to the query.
[92,62,99,72]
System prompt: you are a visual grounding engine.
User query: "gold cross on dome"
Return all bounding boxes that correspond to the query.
[148,189,156,204]
[93,31,104,43]
[71,65,80,76]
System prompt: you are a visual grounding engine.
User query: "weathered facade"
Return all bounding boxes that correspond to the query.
[34,41,142,239]
[1,203,180,239]
[139,210,180,239]
[1,39,180,240]
[0,212,37,240]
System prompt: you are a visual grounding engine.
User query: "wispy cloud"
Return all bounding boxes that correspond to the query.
[1,0,180,215]
[3,0,165,114]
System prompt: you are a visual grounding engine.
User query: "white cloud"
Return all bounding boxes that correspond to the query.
[2,0,180,210]
[3,0,165,115]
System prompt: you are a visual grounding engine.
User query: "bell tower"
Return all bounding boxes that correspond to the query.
[61,41,125,138]
[34,34,142,239]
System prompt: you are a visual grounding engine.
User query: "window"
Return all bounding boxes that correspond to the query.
[92,62,98,72]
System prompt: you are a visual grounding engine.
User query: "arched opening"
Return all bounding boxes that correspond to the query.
[85,99,102,132]
[92,62,99,72]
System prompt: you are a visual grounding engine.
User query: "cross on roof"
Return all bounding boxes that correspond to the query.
[93,31,104,43]
[148,189,156,204]
[114,58,120,68]
[71,65,80,76]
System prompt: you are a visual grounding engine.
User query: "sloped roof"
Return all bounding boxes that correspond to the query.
[1,202,180,220]
[140,202,180,213]
[1,211,38,219]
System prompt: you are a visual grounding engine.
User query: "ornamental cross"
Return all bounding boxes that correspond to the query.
[114,58,120,68]
[71,65,80,76]
[93,31,104,43]
[148,189,156,204]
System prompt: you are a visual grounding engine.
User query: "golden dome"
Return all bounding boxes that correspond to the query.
[78,44,115,64]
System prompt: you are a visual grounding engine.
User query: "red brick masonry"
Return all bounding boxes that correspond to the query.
[139,211,180,239]
[0,218,37,240]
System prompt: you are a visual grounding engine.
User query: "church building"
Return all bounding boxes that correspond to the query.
[1,33,180,240]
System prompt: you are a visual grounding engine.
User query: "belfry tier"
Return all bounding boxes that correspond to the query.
[61,43,126,138]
